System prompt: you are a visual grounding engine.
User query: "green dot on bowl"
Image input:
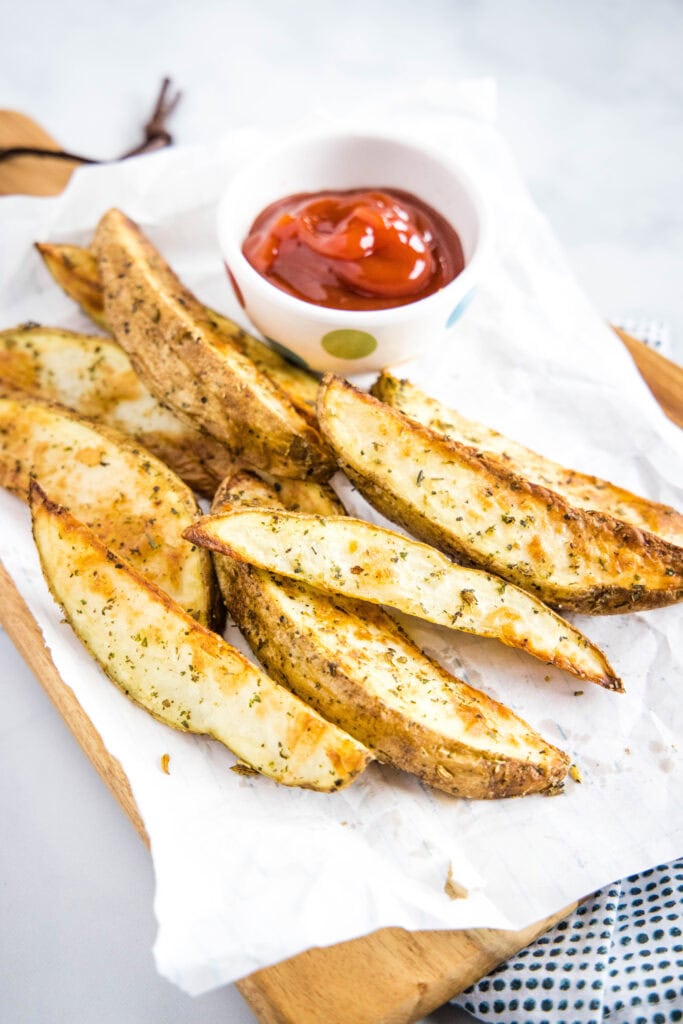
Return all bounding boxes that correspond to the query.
[321,329,377,360]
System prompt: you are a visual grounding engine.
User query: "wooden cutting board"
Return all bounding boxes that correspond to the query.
[1,110,682,1024]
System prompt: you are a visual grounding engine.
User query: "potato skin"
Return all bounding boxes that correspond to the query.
[319,376,683,615]
[210,472,570,800]
[93,209,335,481]
[372,371,683,547]
[204,308,320,425]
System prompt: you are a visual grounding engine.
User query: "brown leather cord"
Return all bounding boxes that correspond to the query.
[0,78,181,166]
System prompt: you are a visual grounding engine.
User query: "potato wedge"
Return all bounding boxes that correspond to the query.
[209,471,570,798]
[372,371,683,547]
[203,307,320,425]
[30,483,368,791]
[35,242,109,330]
[93,209,334,480]
[36,241,321,424]
[319,376,683,614]
[214,470,346,519]
[186,507,621,690]
[0,394,220,628]
[0,323,240,497]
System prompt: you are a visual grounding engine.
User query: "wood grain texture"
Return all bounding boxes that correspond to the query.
[0,110,80,196]
[613,326,683,429]
[236,905,576,1024]
[0,108,680,1024]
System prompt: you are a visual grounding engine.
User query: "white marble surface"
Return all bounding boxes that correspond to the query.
[1,1,681,1022]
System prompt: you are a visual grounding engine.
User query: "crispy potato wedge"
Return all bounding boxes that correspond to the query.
[214,471,346,519]
[40,215,327,479]
[0,324,240,497]
[209,471,570,798]
[93,210,333,480]
[35,242,109,331]
[0,394,220,628]
[372,371,683,547]
[30,483,368,791]
[36,241,321,424]
[203,307,320,425]
[319,376,683,614]
[186,507,621,690]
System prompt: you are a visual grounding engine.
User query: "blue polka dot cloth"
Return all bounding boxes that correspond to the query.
[452,858,683,1023]
[613,317,671,355]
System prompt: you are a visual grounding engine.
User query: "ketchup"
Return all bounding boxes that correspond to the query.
[242,188,464,311]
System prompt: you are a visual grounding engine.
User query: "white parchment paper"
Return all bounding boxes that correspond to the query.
[1,81,682,994]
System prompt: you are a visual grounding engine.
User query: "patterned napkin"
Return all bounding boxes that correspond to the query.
[454,858,683,1023]
[453,323,682,1024]
[614,319,672,355]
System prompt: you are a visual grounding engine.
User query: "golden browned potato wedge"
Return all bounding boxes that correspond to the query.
[203,307,320,425]
[209,471,570,799]
[0,324,239,497]
[186,507,621,690]
[319,376,683,614]
[215,470,346,518]
[35,242,109,330]
[93,210,334,480]
[372,371,683,547]
[0,394,220,628]
[30,483,369,791]
[36,241,321,424]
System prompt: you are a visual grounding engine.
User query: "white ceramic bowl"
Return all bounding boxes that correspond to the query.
[217,132,489,375]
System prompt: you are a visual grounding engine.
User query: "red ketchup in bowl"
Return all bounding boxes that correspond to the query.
[242,188,464,311]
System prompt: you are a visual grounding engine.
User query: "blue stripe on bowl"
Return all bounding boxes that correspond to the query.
[447,288,476,328]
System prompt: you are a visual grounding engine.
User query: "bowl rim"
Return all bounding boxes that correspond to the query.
[216,129,490,327]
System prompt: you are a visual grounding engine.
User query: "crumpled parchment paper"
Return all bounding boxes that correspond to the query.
[0,80,681,995]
